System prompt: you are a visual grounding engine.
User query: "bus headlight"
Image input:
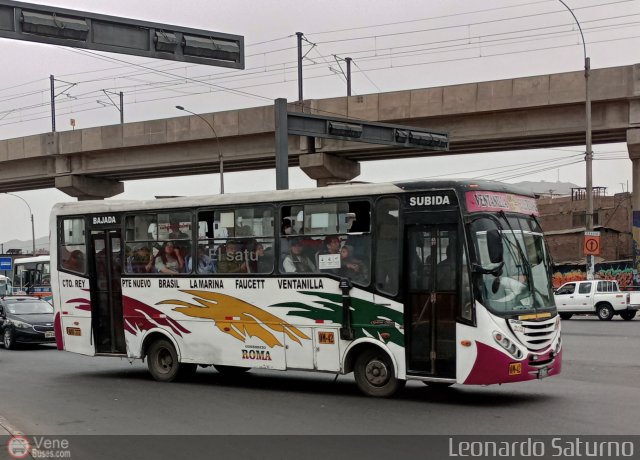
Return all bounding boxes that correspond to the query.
[493,331,524,359]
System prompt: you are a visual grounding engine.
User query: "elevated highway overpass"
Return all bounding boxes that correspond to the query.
[0,62,639,200]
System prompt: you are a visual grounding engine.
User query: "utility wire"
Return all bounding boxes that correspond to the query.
[306,0,559,35]
[2,29,638,127]
[4,23,637,123]
[0,10,635,108]
[311,1,636,44]
[0,4,638,127]
[0,7,633,100]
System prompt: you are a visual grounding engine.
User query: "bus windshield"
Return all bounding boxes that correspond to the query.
[469,213,555,315]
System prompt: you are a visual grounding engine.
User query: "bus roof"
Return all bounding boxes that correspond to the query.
[50,179,533,216]
[13,256,50,264]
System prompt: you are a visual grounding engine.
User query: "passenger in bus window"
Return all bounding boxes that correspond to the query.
[168,222,189,239]
[187,245,217,274]
[154,242,184,274]
[316,235,341,274]
[283,239,316,273]
[320,235,341,256]
[245,241,264,273]
[127,246,154,273]
[281,220,295,235]
[436,243,456,290]
[63,250,85,273]
[235,217,253,237]
[339,245,368,284]
[217,240,247,273]
[258,243,274,273]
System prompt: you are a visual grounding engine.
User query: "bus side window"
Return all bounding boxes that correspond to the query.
[375,197,400,295]
[59,218,87,275]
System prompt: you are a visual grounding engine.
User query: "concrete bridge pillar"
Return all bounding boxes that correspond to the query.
[627,129,640,280]
[55,175,124,201]
[299,152,361,187]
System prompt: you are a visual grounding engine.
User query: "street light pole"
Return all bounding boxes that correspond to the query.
[175,106,224,194]
[558,0,594,279]
[4,193,36,255]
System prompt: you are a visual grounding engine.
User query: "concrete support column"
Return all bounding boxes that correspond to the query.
[55,175,124,200]
[299,152,360,187]
[627,129,640,280]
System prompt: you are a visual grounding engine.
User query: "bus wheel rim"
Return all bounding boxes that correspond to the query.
[157,348,174,374]
[365,358,389,386]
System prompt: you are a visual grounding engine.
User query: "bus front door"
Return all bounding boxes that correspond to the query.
[90,229,126,354]
[405,224,457,378]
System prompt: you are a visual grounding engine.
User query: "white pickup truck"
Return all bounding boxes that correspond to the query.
[554,279,637,321]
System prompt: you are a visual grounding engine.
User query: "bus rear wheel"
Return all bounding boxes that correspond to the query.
[147,339,180,382]
[354,348,405,397]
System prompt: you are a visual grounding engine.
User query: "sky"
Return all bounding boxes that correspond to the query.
[0,0,638,250]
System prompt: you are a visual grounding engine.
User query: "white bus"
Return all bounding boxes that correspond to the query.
[12,255,52,301]
[50,179,561,397]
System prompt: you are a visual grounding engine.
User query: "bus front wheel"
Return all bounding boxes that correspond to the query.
[354,348,405,397]
[147,339,180,382]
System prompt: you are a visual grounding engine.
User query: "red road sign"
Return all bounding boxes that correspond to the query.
[584,233,600,256]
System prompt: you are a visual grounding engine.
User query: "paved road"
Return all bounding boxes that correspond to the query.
[0,316,638,437]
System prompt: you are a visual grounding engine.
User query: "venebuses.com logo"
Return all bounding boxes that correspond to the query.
[6,435,71,459]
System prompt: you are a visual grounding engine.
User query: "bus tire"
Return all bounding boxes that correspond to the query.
[147,339,180,382]
[214,365,250,376]
[3,328,15,350]
[354,348,405,397]
[559,313,572,320]
[620,310,636,321]
[596,304,614,321]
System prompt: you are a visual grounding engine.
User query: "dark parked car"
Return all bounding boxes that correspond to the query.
[0,296,55,349]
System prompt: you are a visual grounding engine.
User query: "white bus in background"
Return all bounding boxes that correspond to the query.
[12,256,52,302]
[50,179,562,397]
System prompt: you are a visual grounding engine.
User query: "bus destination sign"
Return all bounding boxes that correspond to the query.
[90,215,120,226]
[466,191,538,216]
[405,191,458,209]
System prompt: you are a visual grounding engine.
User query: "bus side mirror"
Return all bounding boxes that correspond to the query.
[487,229,503,264]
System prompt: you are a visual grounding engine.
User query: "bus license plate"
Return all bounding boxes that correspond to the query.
[45,331,55,338]
[508,363,521,375]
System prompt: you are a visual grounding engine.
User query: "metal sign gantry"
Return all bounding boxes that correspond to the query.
[274,98,449,189]
[0,0,244,68]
